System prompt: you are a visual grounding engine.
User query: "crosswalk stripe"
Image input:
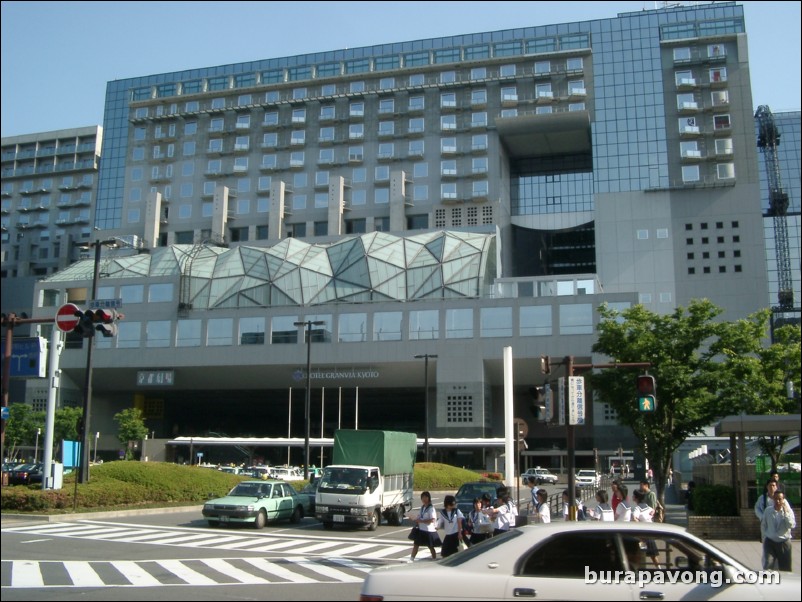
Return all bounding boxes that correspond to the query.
[197,559,270,584]
[109,561,163,586]
[275,540,343,555]
[10,560,43,588]
[62,561,105,588]
[331,542,376,556]
[365,544,410,559]
[135,533,226,546]
[154,560,217,585]
[292,557,364,583]
[228,538,305,552]
[240,558,317,583]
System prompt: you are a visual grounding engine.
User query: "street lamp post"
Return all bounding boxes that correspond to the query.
[413,354,437,462]
[34,428,41,463]
[294,320,324,481]
[77,238,118,484]
[94,431,100,464]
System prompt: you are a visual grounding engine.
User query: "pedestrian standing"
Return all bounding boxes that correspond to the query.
[485,486,516,535]
[409,491,440,561]
[761,490,796,571]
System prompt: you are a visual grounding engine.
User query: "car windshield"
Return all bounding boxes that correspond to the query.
[230,483,266,497]
[319,467,368,493]
[457,483,498,499]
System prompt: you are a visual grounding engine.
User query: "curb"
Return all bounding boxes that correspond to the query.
[2,505,202,523]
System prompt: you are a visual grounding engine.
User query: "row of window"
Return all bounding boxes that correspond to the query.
[1,174,94,195]
[132,133,491,164]
[91,303,603,350]
[130,48,589,103]
[2,139,98,162]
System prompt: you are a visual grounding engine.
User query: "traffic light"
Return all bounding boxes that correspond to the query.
[89,308,119,337]
[636,374,657,412]
[530,386,546,421]
[73,310,96,338]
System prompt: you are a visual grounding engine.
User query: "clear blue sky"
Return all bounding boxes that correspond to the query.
[1,1,799,138]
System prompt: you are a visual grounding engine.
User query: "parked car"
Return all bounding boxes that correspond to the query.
[575,469,601,488]
[360,522,801,601]
[454,481,500,516]
[202,479,311,528]
[521,467,559,485]
[271,467,304,481]
[7,463,43,485]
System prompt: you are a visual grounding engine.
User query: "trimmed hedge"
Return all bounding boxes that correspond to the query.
[2,461,501,514]
[1,462,243,513]
[691,484,738,516]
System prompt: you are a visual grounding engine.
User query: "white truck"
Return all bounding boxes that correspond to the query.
[315,429,416,531]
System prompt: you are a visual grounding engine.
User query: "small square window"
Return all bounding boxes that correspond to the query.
[716,222,723,229]
[719,266,726,273]
[718,251,726,258]
[733,235,740,243]
[688,267,696,275]
[734,250,741,258]
[702,237,709,244]
[701,223,708,230]
[717,236,725,244]
[685,224,693,230]
[687,253,694,260]
[703,252,710,259]
[734,265,742,272]
[731,221,739,228]
[686,238,693,245]
[703,267,711,274]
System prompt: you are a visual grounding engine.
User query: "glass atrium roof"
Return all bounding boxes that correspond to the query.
[44,230,497,308]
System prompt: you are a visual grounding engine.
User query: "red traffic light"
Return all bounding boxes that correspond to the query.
[90,308,118,323]
[636,375,656,395]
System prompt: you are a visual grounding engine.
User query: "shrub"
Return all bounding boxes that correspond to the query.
[692,484,738,516]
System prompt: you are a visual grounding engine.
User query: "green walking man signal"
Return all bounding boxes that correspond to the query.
[636,374,657,412]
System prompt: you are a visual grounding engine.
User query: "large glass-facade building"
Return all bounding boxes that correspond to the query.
[27,2,776,468]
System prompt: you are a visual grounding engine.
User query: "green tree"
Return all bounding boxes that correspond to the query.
[591,299,795,505]
[113,408,148,460]
[53,406,82,459]
[4,403,40,461]
[713,316,801,469]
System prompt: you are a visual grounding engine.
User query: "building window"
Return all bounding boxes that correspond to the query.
[176,319,202,347]
[716,163,735,179]
[146,321,171,348]
[559,303,593,335]
[480,307,512,337]
[271,316,298,344]
[373,312,402,341]
[682,165,699,183]
[409,310,439,340]
[520,305,551,336]
[445,308,473,339]
[239,317,265,345]
[207,318,233,346]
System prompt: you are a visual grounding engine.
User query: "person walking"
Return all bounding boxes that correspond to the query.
[614,483,631,521]
[466,497,492,546]
[485,486,516,535]
[533,488,551,524]
[761,490,796,571]
[436,495,464,558]
[587,489,614,521]
[409,491,440,561]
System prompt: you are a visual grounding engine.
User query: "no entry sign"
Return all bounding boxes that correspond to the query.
[55,303,81,332]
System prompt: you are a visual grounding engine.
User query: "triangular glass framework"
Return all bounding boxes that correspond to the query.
[43,231,497,308]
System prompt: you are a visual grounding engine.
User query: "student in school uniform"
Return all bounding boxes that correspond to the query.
[436,494,464,558]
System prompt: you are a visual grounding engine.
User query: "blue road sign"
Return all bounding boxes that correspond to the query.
[0,337,47,378]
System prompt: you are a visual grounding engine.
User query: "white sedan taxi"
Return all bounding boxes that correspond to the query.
[359,522,799,601]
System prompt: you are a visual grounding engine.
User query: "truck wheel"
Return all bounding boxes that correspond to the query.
[323,521,334,530]
[368,509,380,531]
[253,509,267,529]
[291,506,303,524]
[392,505,405,526]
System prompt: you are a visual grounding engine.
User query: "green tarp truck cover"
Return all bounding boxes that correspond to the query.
[332,430,416,475]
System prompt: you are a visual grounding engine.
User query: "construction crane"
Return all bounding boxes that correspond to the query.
[755,105,794,310]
